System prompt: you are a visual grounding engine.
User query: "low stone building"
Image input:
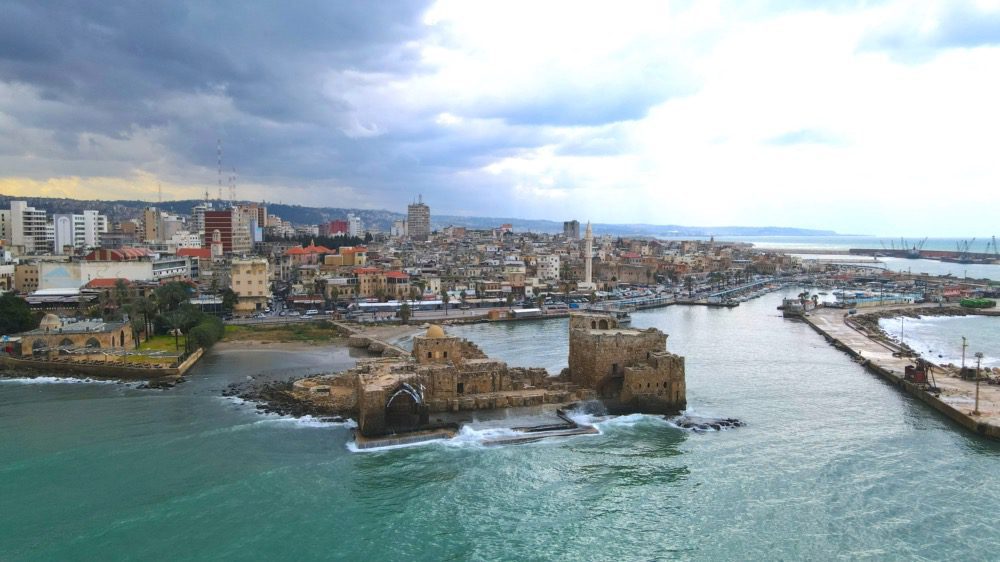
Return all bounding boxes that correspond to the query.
[16,314,135,357]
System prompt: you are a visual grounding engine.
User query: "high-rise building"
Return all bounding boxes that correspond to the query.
[141,207,161,243]
[348,214,363,237]
[563,220,580,240]
[204,208,251,255]
[78,210,107,249]
[0,210,10,244]
[407,195,430,241]
[9,201,50,254]
[191,202,213,241]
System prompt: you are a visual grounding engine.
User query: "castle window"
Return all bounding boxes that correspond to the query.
[443,351,448,358]
[427,352,432,358]
[591,321,596,329]
[457,382,464,395]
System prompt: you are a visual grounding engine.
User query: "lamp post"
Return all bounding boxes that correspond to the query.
[961,336,968,371]
[973,352,984,416]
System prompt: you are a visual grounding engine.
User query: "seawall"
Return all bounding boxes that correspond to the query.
[0,347,205,381]
[801,309,1000,441]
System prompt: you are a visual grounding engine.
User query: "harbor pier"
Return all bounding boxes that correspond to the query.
[802,306,1000,441]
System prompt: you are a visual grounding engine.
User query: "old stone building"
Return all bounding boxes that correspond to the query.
[16,314,135,357]
[291,311,687,438]
[567,312,686,415]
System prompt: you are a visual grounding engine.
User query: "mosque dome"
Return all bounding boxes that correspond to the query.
[425,325,446,339]
[40,314,62,331]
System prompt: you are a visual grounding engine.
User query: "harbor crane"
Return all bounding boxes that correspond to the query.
[904,237,928,259]
[956,238,976,263]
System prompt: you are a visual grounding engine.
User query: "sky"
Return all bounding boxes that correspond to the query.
[1,0,999,236]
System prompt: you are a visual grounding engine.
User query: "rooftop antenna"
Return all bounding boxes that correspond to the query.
[217,139,223,201]
[229,167,237,204]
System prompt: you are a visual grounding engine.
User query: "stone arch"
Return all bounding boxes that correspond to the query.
[591,320,597,329]
[598,319,609,329]
[58,338,74,348]
[85,337,101,349]
[32,340,47,356]
[120,330,125,347]
[384,383,423,433]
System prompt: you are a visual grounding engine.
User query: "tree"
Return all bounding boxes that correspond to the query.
[155,282,191,313]
[220,288,237,314]
[506,293,514,307]
[0,293,38,335]
[442,291,449,316]
[398,302,411,324]
[162,309,190,351]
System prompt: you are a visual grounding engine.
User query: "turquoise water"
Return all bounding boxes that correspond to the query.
[3,292,999,560]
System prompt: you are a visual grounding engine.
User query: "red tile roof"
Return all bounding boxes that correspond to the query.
[177,248,211,259]
[384,271,409,280]
[84,278,131,289]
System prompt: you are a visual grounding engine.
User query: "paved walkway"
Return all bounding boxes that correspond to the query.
[806,306,999,436]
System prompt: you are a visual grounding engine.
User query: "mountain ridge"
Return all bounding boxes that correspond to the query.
[0,194,840,237]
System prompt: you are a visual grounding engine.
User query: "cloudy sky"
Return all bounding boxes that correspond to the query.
[2,1,999,235]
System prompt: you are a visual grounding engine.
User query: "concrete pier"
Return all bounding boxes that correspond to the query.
[803,307,1000,440]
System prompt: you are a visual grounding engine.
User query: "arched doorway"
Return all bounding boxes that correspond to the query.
[58,338,74,355]
[32,340,47,357]
[598,319,609,329]
[85,338,101,349]
[385,384,423,433]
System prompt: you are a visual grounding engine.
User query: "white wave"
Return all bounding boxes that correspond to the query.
[255,414,356,429]
[346,437,442,453]
[0,376,124,386]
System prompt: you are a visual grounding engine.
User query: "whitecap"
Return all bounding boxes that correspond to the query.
[0,376,124,386]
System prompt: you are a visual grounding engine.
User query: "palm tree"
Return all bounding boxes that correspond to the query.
[442,291,450,316]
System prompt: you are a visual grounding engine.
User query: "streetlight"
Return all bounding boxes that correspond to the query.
[973,352,984,416]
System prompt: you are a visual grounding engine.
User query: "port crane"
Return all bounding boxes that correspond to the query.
[904,237,927,259]
[956,238,976,263]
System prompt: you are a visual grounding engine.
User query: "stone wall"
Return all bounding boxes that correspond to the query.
[619,352,686,414]
[568,327,666,392]
[412,335,464,365]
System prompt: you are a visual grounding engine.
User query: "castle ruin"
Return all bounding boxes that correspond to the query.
[291,312,686,437]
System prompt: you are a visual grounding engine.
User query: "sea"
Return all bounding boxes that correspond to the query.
[3,290,999,560]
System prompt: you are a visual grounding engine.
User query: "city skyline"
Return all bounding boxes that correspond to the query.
[2,1,999,235]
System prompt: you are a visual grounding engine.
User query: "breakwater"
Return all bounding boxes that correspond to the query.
[802,307,1000,440]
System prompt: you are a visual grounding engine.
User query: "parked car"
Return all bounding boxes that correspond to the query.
[305,309,319,316]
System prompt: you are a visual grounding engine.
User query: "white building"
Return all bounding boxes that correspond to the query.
[165,231,202,253]
[9,201,50,255]
[391,219,407,238]
[53,210,108,253]
[537,254,561,280]
[348,214,363,237]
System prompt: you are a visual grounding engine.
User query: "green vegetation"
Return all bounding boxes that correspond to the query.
[959,298,996,309]
[222,321,340,343]
[0,293,38,335]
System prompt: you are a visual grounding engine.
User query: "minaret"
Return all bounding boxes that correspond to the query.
[584,221,593,286]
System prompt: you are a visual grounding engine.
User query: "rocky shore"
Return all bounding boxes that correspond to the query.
[224,376,347,421]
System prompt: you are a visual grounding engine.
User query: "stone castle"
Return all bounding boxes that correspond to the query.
[292,312,686,437]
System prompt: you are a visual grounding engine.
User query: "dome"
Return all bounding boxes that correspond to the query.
[425,325,446,338]
[40,314,62,330]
